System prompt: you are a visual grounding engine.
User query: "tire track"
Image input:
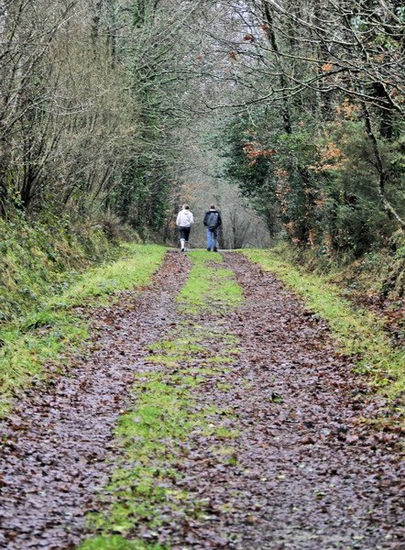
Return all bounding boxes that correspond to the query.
[0,251,190,550]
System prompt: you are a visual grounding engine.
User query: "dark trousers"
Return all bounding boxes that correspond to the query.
[179,227,191,241]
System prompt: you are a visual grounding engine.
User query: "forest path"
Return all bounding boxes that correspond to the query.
[0,250,403,550]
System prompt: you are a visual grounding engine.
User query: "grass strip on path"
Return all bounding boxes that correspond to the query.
[0,244,167,416]
[81,251,243,550]
[177,250,243,313]
[242,249,404,408]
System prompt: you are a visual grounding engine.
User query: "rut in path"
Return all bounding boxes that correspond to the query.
[0,251,403,550]
[0,252,191,549]
[209,253,403,548]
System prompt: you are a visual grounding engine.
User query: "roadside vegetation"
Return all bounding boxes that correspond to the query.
[243,248,404,411]
[0,243,167,416]
[0,216,117,324]
[81,251,243,549]
[1,1,403,292]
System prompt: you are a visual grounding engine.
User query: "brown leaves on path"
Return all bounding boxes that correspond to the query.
[156,253,404,548]
[205,253,404,549]
[0,250,404,549]
[0,252,191,549]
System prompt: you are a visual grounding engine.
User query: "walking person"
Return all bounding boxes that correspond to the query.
[203,204,222,252]
[176,204,194,252]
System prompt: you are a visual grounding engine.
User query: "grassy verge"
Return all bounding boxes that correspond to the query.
[242,249,404,407]
[0,244,167,416]
[81,537,165,550]
[81,251,243,549]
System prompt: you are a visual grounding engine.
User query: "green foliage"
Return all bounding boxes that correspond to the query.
[220,97,404,264]
[220,110,281,236]
[0,215,114,323]
[314,120,402,258]
[0,1,187,238]
[244,248,405,404]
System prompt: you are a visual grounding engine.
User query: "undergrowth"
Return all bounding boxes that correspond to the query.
[0,215,116,324]
[81,251,243,548]
[0,244,167,416]
[243,249,404,406]
[268,240,405,299]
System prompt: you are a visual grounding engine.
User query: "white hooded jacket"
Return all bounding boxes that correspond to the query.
[176,208,194,228]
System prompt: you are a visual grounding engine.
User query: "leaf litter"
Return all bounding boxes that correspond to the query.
[0,252,191,549]
[0,250,404,549]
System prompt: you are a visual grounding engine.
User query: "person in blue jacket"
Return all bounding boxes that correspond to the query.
[203,205,222,252]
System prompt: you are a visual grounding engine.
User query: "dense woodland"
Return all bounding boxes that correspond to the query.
[0,1,404,264]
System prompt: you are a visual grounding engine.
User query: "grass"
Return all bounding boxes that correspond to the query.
[81,339,237,543]
[57,244,166,307]
[0,244,167,416]
[80,250,244,548]
[0,215,115,323]
[177,251,243,313]
[84,365,202,537]
[80,536,166,550]
[243,249,405,405]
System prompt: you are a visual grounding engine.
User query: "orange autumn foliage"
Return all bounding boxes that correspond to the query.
[336,98,361,119]
[242,143,276,165]
[321,63,334,72]
[309,139,346,173]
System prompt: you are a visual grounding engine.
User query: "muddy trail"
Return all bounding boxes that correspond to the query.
[0,251,403,549]
[0,252,191,549]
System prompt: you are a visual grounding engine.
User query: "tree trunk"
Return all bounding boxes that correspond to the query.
[362,102,405,230]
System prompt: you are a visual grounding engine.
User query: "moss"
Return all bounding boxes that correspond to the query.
[177,251,243,313]
[80,536,167,550]
[82,252,244,545]
[0,216,115,323]
[58,244,165,307]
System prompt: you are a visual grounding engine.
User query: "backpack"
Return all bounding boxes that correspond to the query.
[206,211,219,229]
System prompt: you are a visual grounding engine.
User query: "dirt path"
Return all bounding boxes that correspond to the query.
[130,252,402,549]
[0,252,190,549]
[0,251,403,549]
[216,253,404,548]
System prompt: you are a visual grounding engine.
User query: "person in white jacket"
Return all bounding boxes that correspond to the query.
[176,204,194,252]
